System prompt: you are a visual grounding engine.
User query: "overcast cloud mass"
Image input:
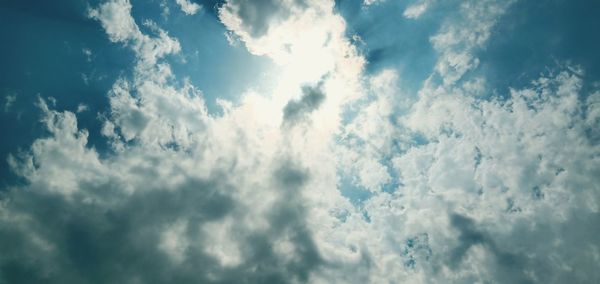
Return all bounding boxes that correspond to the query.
[1,0,599,283]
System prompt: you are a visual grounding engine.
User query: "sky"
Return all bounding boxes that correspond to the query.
[0,0,599,283]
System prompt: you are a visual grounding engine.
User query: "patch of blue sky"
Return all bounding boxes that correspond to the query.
[338,170,373,206]
[0,0,278,186]
[131,0,279,114]
[380,155,403,194]
[476,0,600,100]
[337,0,600,103]
[335,0,446,94]
[0,0,134,187]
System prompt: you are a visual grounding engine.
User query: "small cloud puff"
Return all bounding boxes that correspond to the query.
[175,0,201,15]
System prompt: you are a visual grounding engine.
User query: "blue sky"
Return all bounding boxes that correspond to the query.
[1,0,599,283]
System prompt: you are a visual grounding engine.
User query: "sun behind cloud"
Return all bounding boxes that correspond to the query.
[0,0,599,283]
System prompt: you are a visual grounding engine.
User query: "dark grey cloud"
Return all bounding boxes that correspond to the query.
[222,0,308,37]
[450,215,523,263]
[0,160,323,284]
[446,212,600,283]
[282,82,326,126]
[0,176,232,283]
[229,161,322,283]
[445,214,532,283]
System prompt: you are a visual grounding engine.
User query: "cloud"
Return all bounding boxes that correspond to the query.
[326,64,600,282]
[403,1,429,19]
[1,0,599,283]
[3,94,16,112]
[336,70,400,192]
[87,0,139,43]
[1,68,323,284]
[76,104,89,113]
[282,81,326,126]
[429,0,516,85]
[363,0,385,6]
[88,0,181,67]
[1,1,338,282]
[327,1,600,281]
[82,48,93,62]
[218,0,364,89]
[175,0,201,15]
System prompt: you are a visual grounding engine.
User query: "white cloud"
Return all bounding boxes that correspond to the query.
[326,66,600,282]
[82,48,93,62]
[430,0,515,85]
[324,1,599,281]
[159,219,190,264]
[336,70,401,192]
[175,0,201,15]
[89,0,181,67]
[76,103,89,113]
[202,217,242,267]
[363,0,385,6]
[4,93,16,112]
[219,0,364,91]
[88,0,139,43]
[2,1,358,281]
[403,2,429,19]
[8,97,107,196]
[224,30,239,46]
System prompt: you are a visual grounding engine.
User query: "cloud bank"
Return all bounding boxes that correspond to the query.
[1,0,598,283]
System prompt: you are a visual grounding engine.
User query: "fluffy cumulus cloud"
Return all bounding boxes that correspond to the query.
[175,0,202,15]
[1,0,599,283]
